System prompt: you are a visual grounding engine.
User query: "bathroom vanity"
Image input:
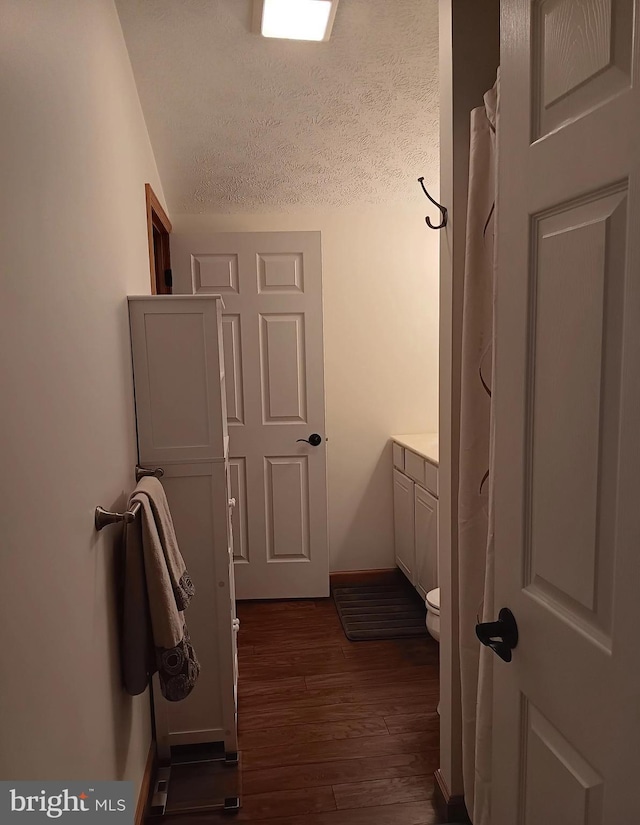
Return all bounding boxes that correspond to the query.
[391,433,439,600]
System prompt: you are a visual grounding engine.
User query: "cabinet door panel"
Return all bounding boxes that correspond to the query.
[414,484,438,600]
[129,296,227,463]
[393,468,415,583]
[157,463,236,750]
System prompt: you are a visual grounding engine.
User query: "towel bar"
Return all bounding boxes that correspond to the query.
[136,465,164,482]
[95,501,142,532]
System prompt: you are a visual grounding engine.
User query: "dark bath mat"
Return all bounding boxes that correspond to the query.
[332,580,428,641]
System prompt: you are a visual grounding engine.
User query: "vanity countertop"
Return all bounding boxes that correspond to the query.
[391,432,439,466]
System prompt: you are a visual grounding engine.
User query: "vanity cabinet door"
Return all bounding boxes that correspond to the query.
[393,468,415,583]
[414,484,438,601]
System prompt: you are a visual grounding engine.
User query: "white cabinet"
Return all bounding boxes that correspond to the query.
[128,295,238,760]
[392,438,439,600]
[129,296,228,464]
[414,483,438,600]
[393,468,415,582]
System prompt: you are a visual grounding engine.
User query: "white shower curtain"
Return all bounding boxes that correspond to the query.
[458,79,498,825]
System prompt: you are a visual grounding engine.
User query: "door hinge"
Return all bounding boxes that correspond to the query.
[164,268,173,288]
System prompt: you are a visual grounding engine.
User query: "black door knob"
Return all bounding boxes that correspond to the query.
[297,433,322,446]
[476,608,519,663]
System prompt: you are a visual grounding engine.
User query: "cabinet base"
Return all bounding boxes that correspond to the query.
[224,751,239,766]
[146,747,242,820]
[223,797,240,814]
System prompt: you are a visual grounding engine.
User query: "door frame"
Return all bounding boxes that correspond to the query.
[145,183,172,295]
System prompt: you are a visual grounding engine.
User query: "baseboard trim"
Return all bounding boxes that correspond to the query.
[330,568,401,588]
[135,741,156,825]
[433,768,470,824]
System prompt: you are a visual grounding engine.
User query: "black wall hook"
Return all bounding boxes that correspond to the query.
[418,177,448,229]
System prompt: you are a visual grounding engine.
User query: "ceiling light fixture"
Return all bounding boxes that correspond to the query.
[253,0,339,42]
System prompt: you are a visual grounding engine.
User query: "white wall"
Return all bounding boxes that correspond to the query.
[172,207,439,572]
[0,0,166,790]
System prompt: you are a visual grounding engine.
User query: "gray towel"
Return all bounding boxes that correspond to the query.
[122,517,154,696]
[122,478,200,701]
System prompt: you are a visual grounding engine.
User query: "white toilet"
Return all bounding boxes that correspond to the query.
[425,588,440,642]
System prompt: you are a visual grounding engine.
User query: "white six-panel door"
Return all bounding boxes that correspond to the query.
[492,0,640,821]
[172,231,329,599]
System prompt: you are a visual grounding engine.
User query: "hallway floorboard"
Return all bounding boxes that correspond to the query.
[153,596,442,823]
[234,597,442,824]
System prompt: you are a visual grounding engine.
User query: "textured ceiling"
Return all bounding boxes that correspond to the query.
[116,0,439,214]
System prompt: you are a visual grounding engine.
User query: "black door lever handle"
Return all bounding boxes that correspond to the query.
[297,433,322,446]
[476,608,518,663]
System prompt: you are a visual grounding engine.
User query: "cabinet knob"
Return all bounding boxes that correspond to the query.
[228,497,236,509]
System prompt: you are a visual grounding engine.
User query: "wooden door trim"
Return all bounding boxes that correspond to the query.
[433,768,471,823]
[145,183,172,295]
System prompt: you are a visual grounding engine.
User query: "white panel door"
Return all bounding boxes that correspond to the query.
[492,1,640,821]
[172,231,328,599]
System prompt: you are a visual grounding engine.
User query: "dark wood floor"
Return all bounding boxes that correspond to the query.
[233,597,442,824]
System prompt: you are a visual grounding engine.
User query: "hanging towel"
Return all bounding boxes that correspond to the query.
[121,516,155,696]
[122,477,200,702]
